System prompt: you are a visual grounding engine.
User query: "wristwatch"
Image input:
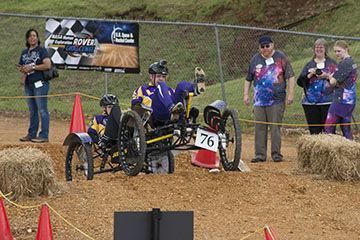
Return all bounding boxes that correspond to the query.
[31,63,35,70]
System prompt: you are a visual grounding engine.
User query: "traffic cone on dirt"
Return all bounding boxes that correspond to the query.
[191,149,220,169]
[0,198,13,240]
[69,93,86,133]
[35,204,53,240]
[264,225,279,240]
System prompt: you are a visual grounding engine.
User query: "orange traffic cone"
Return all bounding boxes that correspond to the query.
[36,205,53,240]
[0,198,13,240]
[191,149,220,169]
[69,93,87,133]
[264,225,279,240]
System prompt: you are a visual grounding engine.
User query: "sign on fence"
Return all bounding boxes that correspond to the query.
[45,18,140,73]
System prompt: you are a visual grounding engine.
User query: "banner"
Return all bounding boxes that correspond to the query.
[45,18,140,73]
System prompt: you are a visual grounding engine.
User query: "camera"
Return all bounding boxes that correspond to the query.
[315,69,323,76]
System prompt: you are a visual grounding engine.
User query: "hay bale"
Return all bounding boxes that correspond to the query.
[282,127,309,136]
[0,147,60,200]
[296,134,360,181]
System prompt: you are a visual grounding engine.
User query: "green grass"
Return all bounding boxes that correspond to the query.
[0,0,358,31]
[293,0,360,36]
[0,0,263,24]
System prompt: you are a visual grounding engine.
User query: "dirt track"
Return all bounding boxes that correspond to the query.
[1,116,359,240]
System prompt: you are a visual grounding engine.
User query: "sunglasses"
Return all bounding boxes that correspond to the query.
[260,44,271,49]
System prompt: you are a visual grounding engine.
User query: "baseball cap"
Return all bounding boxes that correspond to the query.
[259,35,273,45]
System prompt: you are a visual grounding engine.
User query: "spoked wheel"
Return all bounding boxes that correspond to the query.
[65,142,94,181]
[218,109,241,171]
[148,151,175,174]
[118,110,146,176]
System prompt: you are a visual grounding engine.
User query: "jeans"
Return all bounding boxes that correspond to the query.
[24,81,50,139]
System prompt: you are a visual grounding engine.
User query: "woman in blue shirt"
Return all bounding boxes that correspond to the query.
[17,29,51,143]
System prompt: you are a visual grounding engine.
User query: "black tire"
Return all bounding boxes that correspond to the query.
[118,110,146,176]
[218,109,241,171]
[65,142,94,181]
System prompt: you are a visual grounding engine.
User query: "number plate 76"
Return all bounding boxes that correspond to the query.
[195,128,219,152]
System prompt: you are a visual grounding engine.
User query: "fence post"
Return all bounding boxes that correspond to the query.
[104,72,108,94]
[214,25,227,104]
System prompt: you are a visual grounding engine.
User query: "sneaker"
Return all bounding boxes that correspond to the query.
[31,137,49,143]
[194,67,206,95]
[273,156,283,162]
[19,135,33,142]
[251,157,266,163]
[170,102,184,122]
[194,67,205,79]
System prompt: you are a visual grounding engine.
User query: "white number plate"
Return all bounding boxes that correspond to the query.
[195,128,219,152]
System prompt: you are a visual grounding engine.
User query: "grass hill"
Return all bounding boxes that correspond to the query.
[0,0,358,35]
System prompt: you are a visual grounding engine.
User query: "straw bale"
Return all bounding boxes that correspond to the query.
[282,127,309,136]
[0,147,60,200]
[296,134,360,181]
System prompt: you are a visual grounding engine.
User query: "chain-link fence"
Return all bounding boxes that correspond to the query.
[1,13,360,127]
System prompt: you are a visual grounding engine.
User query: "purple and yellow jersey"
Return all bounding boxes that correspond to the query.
[131,82,175,109]
[131,81,195,122]
[246,50,294,107]
[87,114,108,137]
[332,57,357,105]
[298,58,337,105]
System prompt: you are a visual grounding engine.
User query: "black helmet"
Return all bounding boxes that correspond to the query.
[148,59,169,75]
[100,94,118,107]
